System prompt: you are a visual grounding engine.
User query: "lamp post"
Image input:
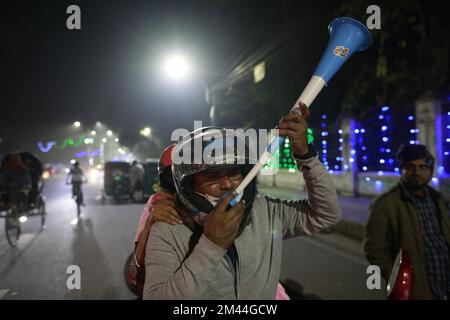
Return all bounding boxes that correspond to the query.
[162,54,214,125]
[198,78,215,126]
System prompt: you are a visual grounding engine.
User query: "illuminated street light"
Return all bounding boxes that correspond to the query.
[161,53,213,124]
[102,138,107,143]
[114,137,119,143]
[163,55,191,80]
[140,127,151,137]
[42,171,50,180]
[90,130,97,136]
[106,130,113,136]
[84,137,94,145]
[70,159,76,164]
[74,121,81,127]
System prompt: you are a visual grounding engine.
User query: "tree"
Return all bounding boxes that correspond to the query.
[336,0,450,116]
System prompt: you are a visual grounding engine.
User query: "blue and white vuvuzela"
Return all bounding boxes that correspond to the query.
[234,17,372,195]
[293,17,372,108]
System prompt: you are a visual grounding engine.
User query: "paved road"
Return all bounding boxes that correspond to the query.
[258,185,374,225]
[0,174,385,299]
[0,174,138,299]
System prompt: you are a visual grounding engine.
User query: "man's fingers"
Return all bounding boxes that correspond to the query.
[287,106,310,122]
[281,112,302,123]
[154,204,179,219]
[299,102,310,115]
[227,200,246,221]
[158,199,177,207]
[154,210,182,224]
[215,192,236,212]
[158,202,181,218]
[278,116,297,126]
[278,121,305,132]
[293,102,310,120]
[278,128,303,139]
[167,210,182,223]
[162,210,182,224]
[154,199,177,212]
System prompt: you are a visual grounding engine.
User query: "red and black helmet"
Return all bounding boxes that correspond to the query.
[158,144,176,176]
[171,126,257,217]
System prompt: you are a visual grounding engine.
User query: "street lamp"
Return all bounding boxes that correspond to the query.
[115,137,119,143]
[163,55,191,80]
[106,130,113,137]
[74,121,81,128]
[140,127,152,137]
[84,137,94,145]
[161,53,214,124]
[90,130,97,136]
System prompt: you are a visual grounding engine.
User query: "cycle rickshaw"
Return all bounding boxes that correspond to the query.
[0,152,46,247]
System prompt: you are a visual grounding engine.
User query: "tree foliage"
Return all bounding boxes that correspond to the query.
[337,0,450,116]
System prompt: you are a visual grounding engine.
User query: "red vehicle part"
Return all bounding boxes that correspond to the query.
[387,248,413,300]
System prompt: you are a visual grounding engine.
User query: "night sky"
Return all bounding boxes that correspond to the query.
[1,0,446,163]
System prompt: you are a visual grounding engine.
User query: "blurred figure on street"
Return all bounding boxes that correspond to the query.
[3,153,32,192]
[126,144,180,297]
[66,161,86,206]
[129,160,145,202]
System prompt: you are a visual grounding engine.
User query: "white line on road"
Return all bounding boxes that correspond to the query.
[0,289,10,299]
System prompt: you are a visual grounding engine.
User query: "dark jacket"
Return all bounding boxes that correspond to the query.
[363,182,450,299]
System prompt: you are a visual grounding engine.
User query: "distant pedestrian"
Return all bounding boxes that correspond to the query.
[129,161,145,202]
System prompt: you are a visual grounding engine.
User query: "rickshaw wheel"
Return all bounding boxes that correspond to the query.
[5,212,21,247]
[38,196,46,230]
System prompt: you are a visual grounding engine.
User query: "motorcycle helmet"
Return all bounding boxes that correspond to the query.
[171,126,257,225]
[158,144,176,193]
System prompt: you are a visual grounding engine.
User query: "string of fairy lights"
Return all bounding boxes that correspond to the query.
[276,104,450,177]
[442,104,450,175]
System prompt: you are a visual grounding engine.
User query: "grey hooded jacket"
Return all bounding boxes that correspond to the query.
[143,155,341,299]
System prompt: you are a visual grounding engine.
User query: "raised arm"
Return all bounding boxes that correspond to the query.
[267,153,341,238]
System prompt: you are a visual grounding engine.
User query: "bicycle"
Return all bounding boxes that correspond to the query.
[68,181,84,217]
[4,193,25,247]
[1,190,45,247]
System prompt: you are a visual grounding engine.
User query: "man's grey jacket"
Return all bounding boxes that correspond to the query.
[143,155,342,299]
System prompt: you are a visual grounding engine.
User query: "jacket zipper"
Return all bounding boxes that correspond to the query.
[226,245,241,299]
[235,245,241,300]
